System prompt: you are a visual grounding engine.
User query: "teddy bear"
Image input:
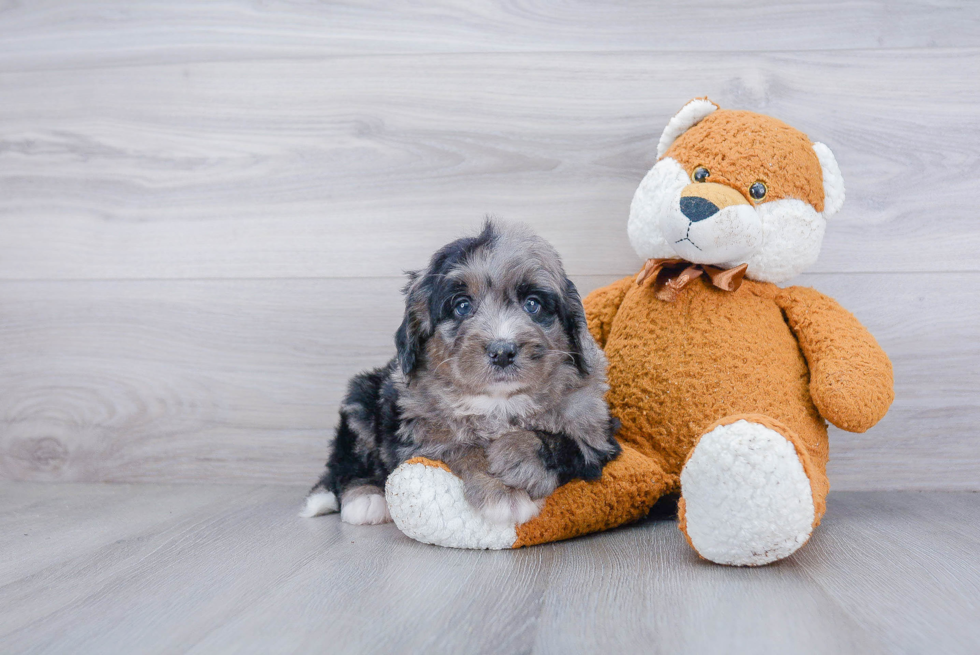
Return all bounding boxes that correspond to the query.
[384,98,894,566]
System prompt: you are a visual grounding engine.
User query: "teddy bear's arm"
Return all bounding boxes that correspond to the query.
[776,286,894,432]
[582,275,635,347]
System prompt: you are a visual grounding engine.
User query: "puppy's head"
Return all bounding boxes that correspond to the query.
[395,221,599,395]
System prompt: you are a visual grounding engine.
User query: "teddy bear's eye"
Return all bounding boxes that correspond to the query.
[693,166,710,183]
[749,181,767,201]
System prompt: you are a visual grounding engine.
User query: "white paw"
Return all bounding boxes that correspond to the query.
[480,490,542,526]
[298,491,339,518]
[340,493,392,525]
[385,462,519,549]
[681,420,815,566]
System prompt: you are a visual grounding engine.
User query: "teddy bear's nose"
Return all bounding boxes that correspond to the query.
[680,196,719,222]
[680,182,750,223]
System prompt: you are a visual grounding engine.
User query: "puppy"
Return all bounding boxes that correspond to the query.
[300,221,620,526]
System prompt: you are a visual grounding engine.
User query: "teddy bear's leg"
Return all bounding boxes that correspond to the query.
[385,443,670,549]
[678,414,828,566]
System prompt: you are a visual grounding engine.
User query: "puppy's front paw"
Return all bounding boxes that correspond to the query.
[487,430,558,500]
[480,488,542,526]
[464,473,543,526]
[340,492,392,525]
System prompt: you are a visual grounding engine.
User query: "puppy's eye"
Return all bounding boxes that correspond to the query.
[693,166,710,183]
[453,297,472,317]
[522,297,541,315]
[749,181,767,201]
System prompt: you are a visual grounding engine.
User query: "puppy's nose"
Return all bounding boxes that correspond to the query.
[487,340,518,368]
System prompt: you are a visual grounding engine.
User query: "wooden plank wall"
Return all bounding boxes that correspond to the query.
[1,1,977,489]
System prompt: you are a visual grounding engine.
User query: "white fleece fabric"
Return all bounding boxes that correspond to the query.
[681,420,815,566]
[628,157,688,260]
[812,142,846,218]
[656,99,717,159]
[385,462,517,550]
[741,198,827,283]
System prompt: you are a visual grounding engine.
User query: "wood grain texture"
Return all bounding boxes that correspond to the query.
[1,483,978,654]
[1,48,979,280]
[794,492,980,654]
[1,4,977,492]
[1,273,976,490]
[1,0,978,72]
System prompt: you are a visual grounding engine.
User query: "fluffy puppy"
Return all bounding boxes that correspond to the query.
[301,221,620,526]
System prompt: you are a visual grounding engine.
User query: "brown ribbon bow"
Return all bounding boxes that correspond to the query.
[635,258,749,302]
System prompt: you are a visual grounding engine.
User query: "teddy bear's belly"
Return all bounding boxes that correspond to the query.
[603,280,827,478]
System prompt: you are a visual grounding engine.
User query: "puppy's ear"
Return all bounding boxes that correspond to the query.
[394,271,431,380]
[558,277,600,376]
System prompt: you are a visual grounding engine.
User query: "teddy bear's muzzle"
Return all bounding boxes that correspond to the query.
[664,182,761,265]
[679,182,749,223]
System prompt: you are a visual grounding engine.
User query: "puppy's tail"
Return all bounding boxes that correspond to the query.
[299,482,339,518]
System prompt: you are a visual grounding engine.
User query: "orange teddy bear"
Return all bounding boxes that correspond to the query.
[385,99,894,566]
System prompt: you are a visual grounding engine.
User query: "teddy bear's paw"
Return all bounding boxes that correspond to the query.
[681,419,815,566]
[384,459,519,550]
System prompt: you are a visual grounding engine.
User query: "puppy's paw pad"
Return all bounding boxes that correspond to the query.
[299,491,339,518]
[340,494,392,525]
[481,489,541,526]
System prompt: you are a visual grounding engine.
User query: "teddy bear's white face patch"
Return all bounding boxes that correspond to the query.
[628,157,828,283]
[744,199,827,283]
[663,198,762,265]
[628,157,688,261]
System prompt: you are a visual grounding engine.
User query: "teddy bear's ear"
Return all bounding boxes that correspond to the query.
[656,98,719,159]
[812,142,845,218]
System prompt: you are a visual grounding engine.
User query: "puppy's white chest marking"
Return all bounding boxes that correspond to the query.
[456,392,536,418]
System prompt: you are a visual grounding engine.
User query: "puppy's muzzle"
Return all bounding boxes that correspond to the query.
[680,182,749,222]
[486,340,519,368]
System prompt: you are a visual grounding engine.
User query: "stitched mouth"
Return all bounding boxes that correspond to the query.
[675,222,702,250]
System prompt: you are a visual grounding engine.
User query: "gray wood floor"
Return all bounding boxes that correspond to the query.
[1,482,977,655]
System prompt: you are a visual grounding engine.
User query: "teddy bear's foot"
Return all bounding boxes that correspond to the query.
[386,445,671,549]
[679,418,816,566]
[385,458,525,549]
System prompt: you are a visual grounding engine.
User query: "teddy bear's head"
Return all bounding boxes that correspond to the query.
[628,98,845,283]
